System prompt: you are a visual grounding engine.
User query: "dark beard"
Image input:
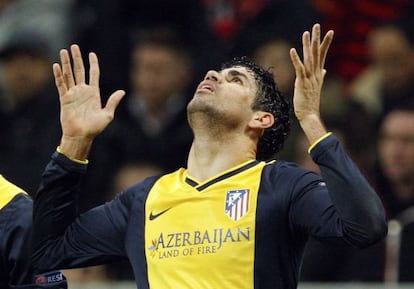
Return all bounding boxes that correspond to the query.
[186,100,239,132]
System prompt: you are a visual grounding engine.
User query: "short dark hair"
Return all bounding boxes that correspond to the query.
[221,56,291,160]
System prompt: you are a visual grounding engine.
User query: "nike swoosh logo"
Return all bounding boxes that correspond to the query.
[149,208,171,221]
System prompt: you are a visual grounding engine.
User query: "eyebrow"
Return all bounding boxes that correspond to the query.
[227,69,250,81]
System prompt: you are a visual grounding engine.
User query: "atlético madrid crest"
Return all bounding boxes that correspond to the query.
[225,189,250,221]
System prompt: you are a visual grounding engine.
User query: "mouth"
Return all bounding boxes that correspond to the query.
[196,81,216,93]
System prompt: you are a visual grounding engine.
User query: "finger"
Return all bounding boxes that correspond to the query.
[89,52,100,87]
[290,48,305,79]
[53,63,67,97]
[103,90,126,117]
[60,49,75,88]
[70,44,85,84]
[302,31,312,76]
[320,30,334,69]
[311,23,321,71]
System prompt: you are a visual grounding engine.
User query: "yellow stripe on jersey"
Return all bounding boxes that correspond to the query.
[145,160,267,289]
[0,175,27,210]
[308,132,332,153]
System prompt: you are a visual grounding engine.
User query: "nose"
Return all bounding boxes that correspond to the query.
[204,70,220,82]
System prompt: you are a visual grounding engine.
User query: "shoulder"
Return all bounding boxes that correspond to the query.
[0,175,32,232]
[0,175,29,210]
[263,160,311,178]
[262,160,323,192]
[0,194,33,230]
[0,194,32,270]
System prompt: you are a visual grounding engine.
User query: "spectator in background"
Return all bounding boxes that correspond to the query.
[73,0,214,98]
[375,102,414,218]
[0,32,61,193]
[217,0,321,62]
[375,102,414,282]
[301,102,414,282]
[310,0,414,85]
[351,22,414,122]
[0,0,74,58]
[202,0,267,42]
[118,27,194,169]
[81,27,194,210]
[251,38,295,99]
[340,102,414,282]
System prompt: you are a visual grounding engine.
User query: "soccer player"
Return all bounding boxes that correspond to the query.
[32,24,387,289]
[0,175,67,289]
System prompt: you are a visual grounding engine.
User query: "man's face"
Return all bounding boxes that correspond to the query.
[187,66,258,127]
[3,53,50,102]
[369,26,414,94]
[378,110,414,184]
[253,40,295,96]
[130,44,191,108]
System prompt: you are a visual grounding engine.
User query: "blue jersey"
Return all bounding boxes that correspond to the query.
[0,175,67,289]
[32,134,387,289]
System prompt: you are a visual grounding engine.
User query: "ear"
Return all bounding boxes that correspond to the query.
[248,111,274,130]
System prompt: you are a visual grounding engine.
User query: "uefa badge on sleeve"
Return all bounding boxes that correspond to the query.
[34,270,65,285]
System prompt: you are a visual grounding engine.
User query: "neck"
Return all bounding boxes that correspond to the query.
[187,129,257,182]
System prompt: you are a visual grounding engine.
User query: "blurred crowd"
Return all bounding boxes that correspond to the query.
[0,0,413,284]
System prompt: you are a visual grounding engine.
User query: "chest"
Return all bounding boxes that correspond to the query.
[139,162,272,288]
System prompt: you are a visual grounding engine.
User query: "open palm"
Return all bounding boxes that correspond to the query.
[53,45,125,140]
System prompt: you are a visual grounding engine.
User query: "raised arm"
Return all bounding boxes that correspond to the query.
[53,45,125,160]
[32,45,128,272]
[288,24,387,247]
[290,23,333,144]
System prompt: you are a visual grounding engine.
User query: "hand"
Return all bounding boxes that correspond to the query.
[53,44,125,159]
[290,24,334,144]
[290,23,333,122]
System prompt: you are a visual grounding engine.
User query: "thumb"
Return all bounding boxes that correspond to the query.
[104,90,125,116]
